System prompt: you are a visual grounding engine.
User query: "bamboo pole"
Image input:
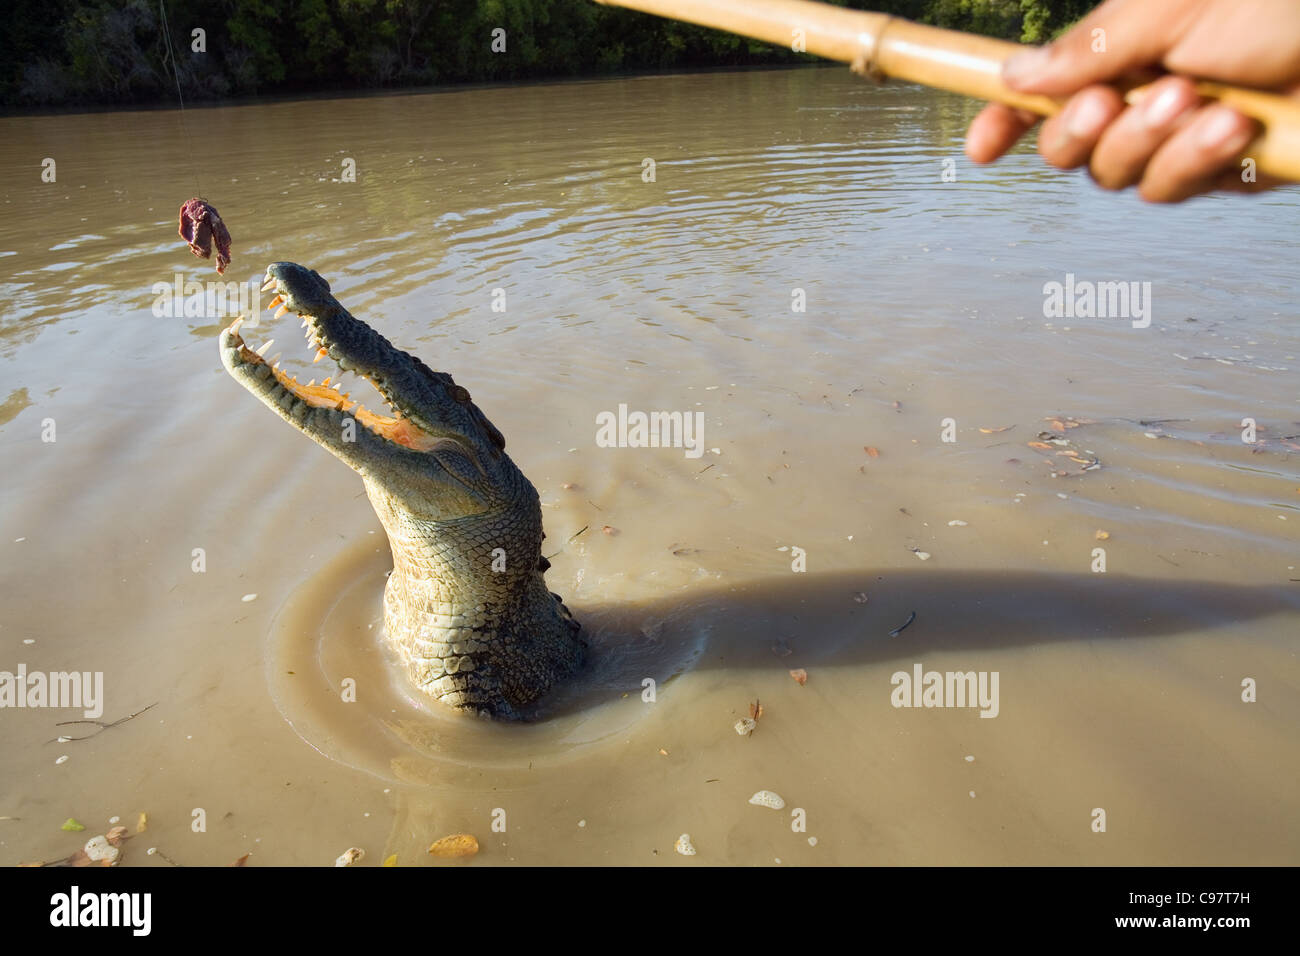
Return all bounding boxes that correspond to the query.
[596,0,1300,182]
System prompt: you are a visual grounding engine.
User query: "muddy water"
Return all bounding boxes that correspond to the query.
[1,67,1297,866]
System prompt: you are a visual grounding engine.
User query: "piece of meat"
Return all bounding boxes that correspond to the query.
[178,197,232,275]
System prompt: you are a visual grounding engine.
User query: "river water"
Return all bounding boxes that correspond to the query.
[1,66,1297,866]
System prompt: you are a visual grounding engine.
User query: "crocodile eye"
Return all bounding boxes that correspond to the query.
[451,386,471,403]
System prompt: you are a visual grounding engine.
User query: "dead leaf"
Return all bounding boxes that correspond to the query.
[230,853,250,867]
[429,834,479,858]
[979,425,1014,434]
[561,482,579,491]
[658,748,669,756]
[1028,441,1055,451]
[106,826,129,847]
[601,525,618,536]
[864,446,880,458]
[1048,420,1066,432]
[1095,530,1110,540]
[748,699,764,721]
[789,669,808,686]
[383,854,398,867]
[60,818,85,832]
[136,812,148,833]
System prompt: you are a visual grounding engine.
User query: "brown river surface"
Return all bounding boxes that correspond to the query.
[1,66,1297,866]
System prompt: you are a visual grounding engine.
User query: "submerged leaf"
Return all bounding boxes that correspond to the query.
[428,834,479,858]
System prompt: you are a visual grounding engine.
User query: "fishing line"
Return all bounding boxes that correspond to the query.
[158,0,203,196]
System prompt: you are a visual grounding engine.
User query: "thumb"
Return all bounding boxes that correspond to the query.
[1001,0,1199,96]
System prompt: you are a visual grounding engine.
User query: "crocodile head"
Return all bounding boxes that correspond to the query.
[220,262,585,719]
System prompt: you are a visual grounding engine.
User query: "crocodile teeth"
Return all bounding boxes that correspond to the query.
[269,294,285,309]
[313,348,328,363]
[275,304,290,319]
[255,339,274,356]
[260,276,276,293]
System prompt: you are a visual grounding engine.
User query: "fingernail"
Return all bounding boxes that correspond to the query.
[1196,106,1252,150]
[1003,47,1053,87]
[1065,95,1110,141]
[1141,84,1188,129]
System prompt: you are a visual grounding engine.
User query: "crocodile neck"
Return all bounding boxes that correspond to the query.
[364,476,585,719]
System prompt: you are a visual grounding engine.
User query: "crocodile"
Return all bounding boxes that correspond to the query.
[220,262,586,719]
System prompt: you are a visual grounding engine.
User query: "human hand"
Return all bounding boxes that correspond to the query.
[964,0,1300,201]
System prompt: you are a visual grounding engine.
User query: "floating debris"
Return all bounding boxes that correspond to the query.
[334,847,365,867]
[383,855,398,867]
[83,836,119,865]
[55,755,69,765]
[979,425,1014,434]
[853,592,869,604]
[864,446,880,458]
[808,836,818,847]
[61,818,85,832]
[601,525,618,536]
[241,593,258,603]
[889,610,917,638]
[674,834,697,856]
[734,717,756,736]
[748,790,786,810]
[912,550,931,561]
[770,638,793,657]
[789,668,808,686]
[947,520,967,527]
[428,834,479,858]
[137,812,148,833]
[1095,530,1110,540]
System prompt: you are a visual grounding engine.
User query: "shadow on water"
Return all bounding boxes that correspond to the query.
[540,567,1299,712]
[269,535,1298,787]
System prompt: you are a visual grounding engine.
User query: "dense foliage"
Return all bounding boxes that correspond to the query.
[2,0,1100,109]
